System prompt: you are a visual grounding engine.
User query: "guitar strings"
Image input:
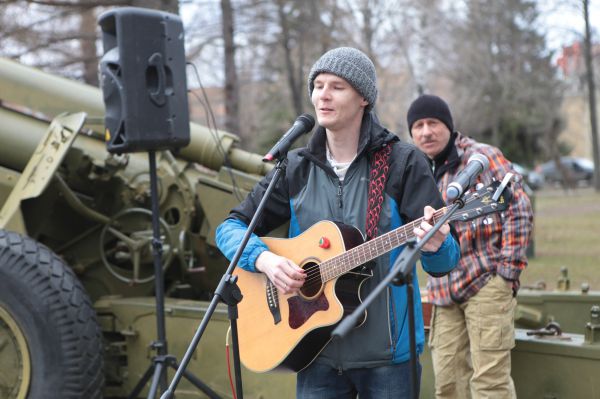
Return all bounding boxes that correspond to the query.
[298,218,424,290]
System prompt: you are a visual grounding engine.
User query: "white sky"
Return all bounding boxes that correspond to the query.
[178,0,600,87]
[538,0,600,54]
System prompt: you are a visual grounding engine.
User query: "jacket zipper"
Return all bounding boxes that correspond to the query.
[388,287,397,353]
[300,152,346,210]
[337,180,344,208]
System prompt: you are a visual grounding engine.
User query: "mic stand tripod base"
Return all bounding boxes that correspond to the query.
[159,276,243,399]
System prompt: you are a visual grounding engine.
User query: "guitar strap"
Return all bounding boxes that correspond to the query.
[365,144,392,241]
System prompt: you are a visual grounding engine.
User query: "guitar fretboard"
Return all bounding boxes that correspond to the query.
[319,208,447,282]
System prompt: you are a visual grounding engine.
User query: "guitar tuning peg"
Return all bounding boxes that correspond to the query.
[492,173,514,202]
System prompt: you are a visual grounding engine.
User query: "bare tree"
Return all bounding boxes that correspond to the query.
[131,0,178,14]
[276,0,303,116]
[221,0,240,134]
[582,0,600,191]
[0,0,180,82]
[80,6,99,85]
[444,0,563,165]
[0,0,571,166]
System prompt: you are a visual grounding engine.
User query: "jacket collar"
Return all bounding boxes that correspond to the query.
[431,131,461,181]
[301,112,398,163]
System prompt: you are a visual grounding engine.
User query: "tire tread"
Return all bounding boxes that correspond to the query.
[0,229,104,399]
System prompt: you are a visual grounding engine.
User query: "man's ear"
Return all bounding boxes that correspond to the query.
[361,98,369,107]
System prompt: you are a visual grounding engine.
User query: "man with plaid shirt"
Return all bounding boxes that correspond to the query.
[407,94,533,399]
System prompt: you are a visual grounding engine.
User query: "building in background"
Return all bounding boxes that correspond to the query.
[556,41,600,161]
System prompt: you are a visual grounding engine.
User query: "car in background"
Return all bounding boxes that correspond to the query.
[512,163,544,190]
[535,157,594,186]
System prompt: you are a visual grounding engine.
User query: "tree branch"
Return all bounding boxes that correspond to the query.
[24,0,132,7]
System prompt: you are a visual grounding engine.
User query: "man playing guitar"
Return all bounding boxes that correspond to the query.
[216,47,460,399]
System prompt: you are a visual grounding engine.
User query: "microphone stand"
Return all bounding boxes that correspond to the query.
[161,157,289,399]
[332,197,465,399]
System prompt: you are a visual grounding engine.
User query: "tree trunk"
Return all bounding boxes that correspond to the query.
[277,0,303,116]
[221,0,240,134]
[131,0,179,14]
[548,118,576,191]
[583,0,600,192]
[80,7,98,86]
[361,1,375,63]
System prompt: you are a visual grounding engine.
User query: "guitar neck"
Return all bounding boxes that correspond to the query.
[320,207,449,282]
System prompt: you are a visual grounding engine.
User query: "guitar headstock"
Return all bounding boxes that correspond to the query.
[449,180,513,223]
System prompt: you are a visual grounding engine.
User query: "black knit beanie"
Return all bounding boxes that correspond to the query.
[406,94,454,136]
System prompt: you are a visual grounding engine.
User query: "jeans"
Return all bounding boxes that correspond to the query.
[296,360,421,399]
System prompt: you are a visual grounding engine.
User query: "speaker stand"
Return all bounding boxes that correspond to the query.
[127,150,221,399]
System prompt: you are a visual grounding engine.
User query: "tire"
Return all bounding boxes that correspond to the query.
[0,229,104,399]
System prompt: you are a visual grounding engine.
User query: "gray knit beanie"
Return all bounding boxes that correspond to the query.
[308,47,378,112]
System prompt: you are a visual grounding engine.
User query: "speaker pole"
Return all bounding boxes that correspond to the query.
[126,150,168,398]
[126,151,221,399]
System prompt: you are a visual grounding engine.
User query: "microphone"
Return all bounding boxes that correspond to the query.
[446,154,490,202]
[263,114,315,162]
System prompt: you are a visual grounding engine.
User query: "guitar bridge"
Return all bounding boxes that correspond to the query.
[266,280,281,324]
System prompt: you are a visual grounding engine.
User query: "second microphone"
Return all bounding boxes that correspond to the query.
[446,154,490,202]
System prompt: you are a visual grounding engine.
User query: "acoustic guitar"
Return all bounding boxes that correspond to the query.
[235,181,512,372]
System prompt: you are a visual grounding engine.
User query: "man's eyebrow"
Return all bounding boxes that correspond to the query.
[314,76,347,85]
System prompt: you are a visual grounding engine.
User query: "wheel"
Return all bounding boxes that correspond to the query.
[0,229,104,399]
[100,207,174,284]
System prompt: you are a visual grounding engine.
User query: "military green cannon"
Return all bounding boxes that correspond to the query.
[0,57,295,398]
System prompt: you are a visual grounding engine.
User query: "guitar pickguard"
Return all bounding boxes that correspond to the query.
[287,294,329,329]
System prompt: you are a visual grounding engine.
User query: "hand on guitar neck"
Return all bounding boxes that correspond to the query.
[413,205,451,252]
[255,250,306,294]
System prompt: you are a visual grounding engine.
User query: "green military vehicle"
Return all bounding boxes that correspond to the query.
[0,58,599,399]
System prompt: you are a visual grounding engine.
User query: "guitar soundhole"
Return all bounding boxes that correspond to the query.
[300,260,323,299]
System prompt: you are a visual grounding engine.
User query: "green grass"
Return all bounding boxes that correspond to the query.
[417,187,600,291]
[524,187,600,290]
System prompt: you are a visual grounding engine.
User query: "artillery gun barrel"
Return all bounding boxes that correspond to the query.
[0,57,270,176]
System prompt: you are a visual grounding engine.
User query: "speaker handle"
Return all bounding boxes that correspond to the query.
[148,53,167,106]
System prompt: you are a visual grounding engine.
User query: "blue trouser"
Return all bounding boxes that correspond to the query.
[296,360,421,399]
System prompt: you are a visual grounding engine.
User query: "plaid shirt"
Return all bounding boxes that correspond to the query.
[427,133,533,305]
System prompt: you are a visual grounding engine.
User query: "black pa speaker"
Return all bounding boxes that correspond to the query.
[98,7,190,153]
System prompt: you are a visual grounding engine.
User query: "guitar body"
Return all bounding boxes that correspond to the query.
[235,220,368,373]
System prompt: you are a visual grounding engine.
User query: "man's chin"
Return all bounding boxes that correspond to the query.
[316,117,333,128]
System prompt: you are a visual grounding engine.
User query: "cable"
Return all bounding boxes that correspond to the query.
[186,61,245,202]
[225,326,238,399]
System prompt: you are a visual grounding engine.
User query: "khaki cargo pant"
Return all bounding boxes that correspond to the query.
[428,275,517,399]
